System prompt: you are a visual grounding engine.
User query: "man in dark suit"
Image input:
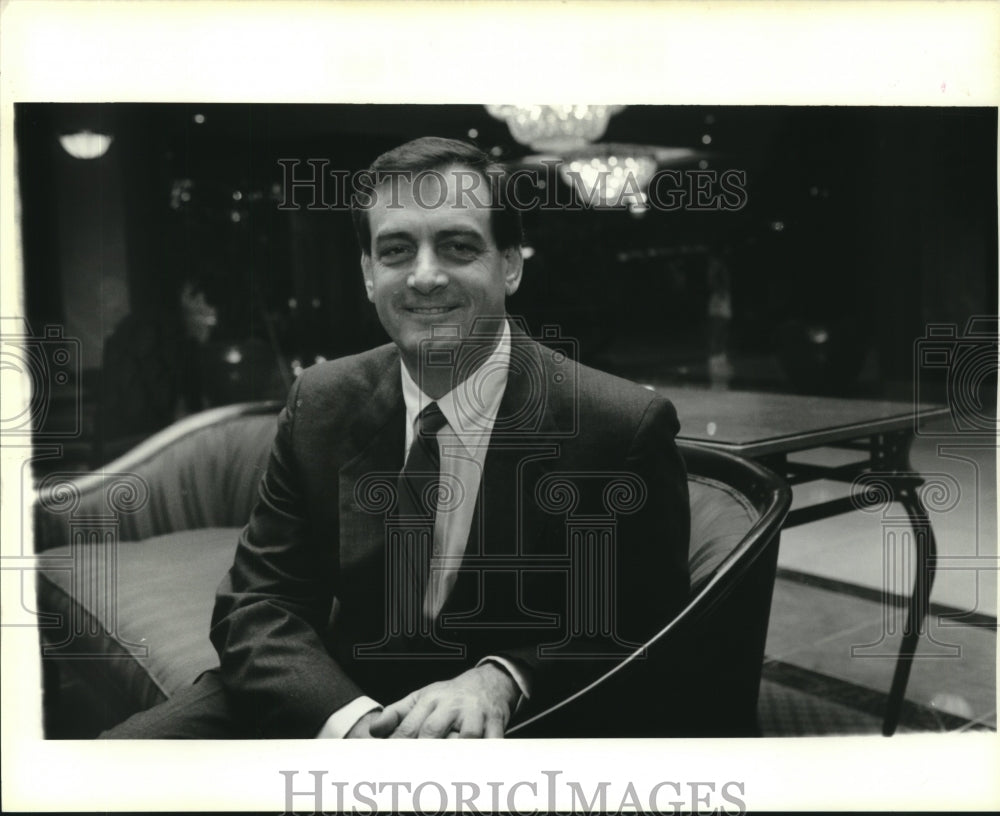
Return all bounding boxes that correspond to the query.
[104,136,689,739]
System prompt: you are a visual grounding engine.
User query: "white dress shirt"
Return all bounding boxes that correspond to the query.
[318,320,527,737]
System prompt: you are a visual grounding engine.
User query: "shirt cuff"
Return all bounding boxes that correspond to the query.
[315,696,382,739]
[478,656,531,712]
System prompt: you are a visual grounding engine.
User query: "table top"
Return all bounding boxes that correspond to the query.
[658,385,950,457]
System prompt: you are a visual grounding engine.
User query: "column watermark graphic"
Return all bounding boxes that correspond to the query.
[849,471,963,659]
[33,471,151,657]
[535,471,648,659]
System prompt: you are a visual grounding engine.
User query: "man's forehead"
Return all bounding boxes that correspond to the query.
[374,163,485,195]
[368,164,493,233]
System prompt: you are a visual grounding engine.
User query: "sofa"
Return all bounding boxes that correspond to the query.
[34,400,789,737]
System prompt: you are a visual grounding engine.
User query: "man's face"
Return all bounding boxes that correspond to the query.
[361,164,522,377]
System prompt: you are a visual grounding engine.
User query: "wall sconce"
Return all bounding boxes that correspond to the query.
[59,129,113,160]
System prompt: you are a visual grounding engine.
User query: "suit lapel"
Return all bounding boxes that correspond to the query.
[338,354,405,571]
[441,330,567,627]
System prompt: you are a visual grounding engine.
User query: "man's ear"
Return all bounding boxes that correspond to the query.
[360,254,375,302]
[503,247,524,296]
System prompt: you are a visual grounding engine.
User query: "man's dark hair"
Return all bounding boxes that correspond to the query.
[350,136,523,255]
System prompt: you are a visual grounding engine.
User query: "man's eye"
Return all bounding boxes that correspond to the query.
[440,241,480,260]
[379,245,413,263]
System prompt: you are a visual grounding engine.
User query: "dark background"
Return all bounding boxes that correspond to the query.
[15,103,998,470]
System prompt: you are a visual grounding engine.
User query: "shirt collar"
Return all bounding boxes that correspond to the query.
[401,319,511,454]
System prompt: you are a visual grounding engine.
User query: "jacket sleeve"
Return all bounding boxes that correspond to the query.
[615,396,691,643]
[209,377,366,737]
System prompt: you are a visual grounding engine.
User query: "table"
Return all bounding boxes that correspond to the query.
[662,386,951,736]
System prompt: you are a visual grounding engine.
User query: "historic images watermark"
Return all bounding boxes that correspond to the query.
[275,161,749,213]
[280,769,748,815]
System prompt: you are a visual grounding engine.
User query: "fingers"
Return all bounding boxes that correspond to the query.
[402,705,492,739]
[369,708,401,737]
[369,691,417,738]
[372,669,512,738]
[458,709,485,739]
[388,697,438,739]
[484,712,506,739]
[411,705,459,739]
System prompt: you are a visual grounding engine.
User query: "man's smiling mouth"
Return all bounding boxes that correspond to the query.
[406,306,457,314]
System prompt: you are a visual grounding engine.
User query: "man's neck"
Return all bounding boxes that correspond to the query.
[407,369,453,402]
[401,319,508,401]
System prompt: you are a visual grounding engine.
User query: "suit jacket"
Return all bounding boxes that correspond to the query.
[210,326,690,737]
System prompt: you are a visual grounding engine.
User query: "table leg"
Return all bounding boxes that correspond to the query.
[880,478,937,736]
[757,430,945,735]
[873,432,937,737]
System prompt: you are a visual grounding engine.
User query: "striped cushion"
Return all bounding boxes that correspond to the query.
[37,528,239,708]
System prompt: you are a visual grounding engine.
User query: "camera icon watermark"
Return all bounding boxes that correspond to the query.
[914,316,998,437]
[0,318,82,440]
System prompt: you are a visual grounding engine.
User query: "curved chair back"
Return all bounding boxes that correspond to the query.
[34,401,283,550]
[508,442,791,737]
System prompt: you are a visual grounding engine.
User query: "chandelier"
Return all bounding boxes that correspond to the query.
[487,105,703,212]
[560,145,699,212]
[486,104,624,152]
[59,129,114,160]
[559,147,658,212]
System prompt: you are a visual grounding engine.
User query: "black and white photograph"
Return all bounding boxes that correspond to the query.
[2,2,998,813]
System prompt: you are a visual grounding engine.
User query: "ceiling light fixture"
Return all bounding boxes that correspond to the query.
[486,104,624,152]
[58,130,113,160]
[558,144,699,212]
[489,105,708,212]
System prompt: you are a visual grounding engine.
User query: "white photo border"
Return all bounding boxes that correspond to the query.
[2,1,998,812]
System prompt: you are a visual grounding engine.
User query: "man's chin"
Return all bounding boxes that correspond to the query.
[409,335,463,370]
[406,326,492,359]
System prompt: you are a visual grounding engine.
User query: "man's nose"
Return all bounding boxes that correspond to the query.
[407,245,447,293]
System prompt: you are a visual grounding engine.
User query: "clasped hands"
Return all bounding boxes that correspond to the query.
[346,663,518,739]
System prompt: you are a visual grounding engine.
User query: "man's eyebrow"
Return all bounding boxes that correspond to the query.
[435,229,486,242]
[373,230,415,245]
[373,227,488,246]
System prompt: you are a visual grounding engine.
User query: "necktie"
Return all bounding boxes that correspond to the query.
[397,402,448,520]
[394,403,448,633]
